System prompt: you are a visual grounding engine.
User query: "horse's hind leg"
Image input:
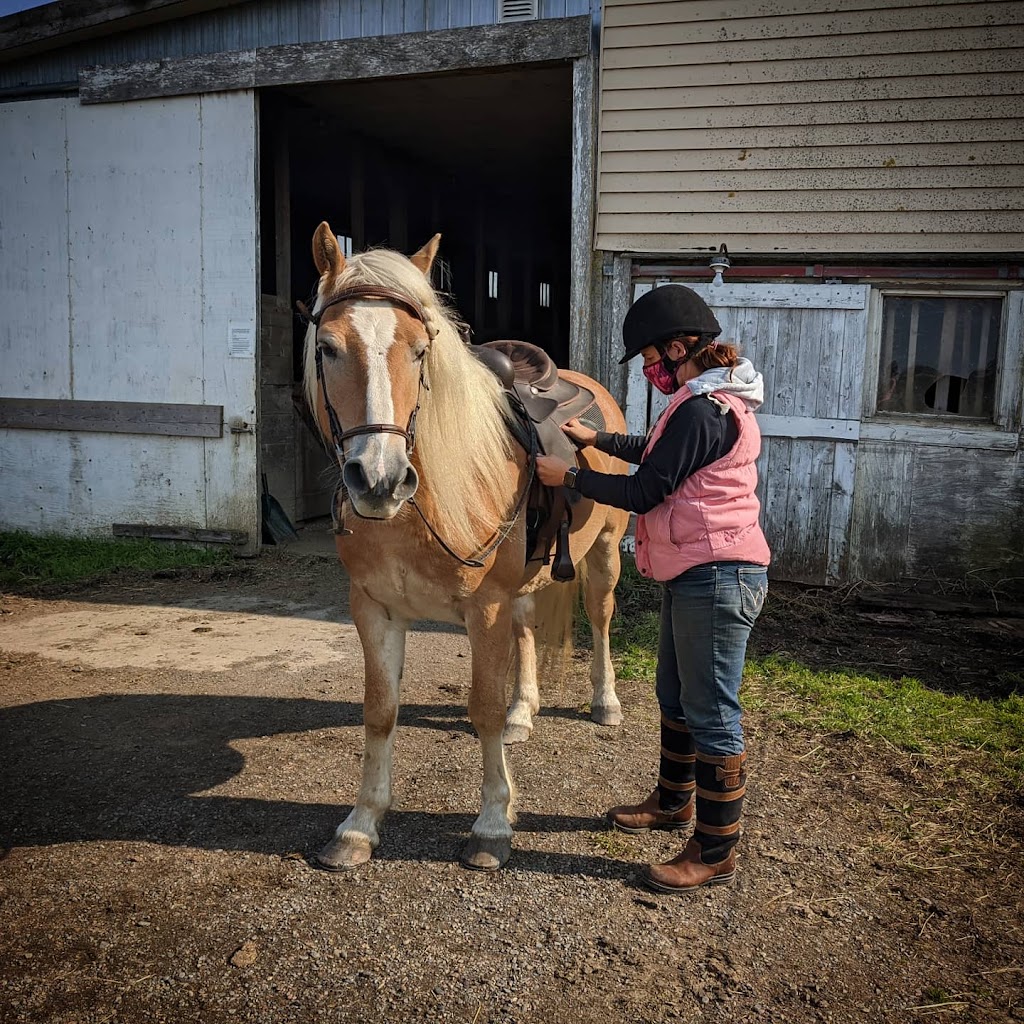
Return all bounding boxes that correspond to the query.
[585,522,624,727]
[503,594,538,745]
[463,599,516,871]
[316,585,406,871]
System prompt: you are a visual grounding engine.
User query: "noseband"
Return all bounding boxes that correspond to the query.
[300,285,435,458]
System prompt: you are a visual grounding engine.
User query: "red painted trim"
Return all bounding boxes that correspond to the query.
[633,264,1023,281]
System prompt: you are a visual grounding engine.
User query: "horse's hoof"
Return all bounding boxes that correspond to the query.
[502,723,532,745]
[591,704,623,727]
[461,835,512,871]
[313,834,373,871]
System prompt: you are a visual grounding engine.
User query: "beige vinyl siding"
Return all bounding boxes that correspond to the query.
[596,0,1024,254]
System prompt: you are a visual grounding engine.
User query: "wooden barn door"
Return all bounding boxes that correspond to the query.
[625,281,870,585]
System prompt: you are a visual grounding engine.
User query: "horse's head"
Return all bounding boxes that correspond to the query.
[307,221,441,521]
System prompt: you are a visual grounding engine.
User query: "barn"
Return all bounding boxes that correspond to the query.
[1,0,1022,589]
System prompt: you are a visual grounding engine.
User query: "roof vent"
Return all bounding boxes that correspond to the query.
[500,0,538,21]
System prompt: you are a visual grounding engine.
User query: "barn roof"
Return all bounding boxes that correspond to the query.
[0,0,249,63]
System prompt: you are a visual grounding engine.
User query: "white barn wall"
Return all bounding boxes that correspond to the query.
[0,91,258,544]
[199,91,259,532]
[0,98,71,400]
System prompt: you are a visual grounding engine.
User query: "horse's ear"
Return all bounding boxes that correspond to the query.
[313,221,345,277]
[409,234,441,277]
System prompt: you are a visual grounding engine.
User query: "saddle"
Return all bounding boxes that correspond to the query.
[474,340,604,582]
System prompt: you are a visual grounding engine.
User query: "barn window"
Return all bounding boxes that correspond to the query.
[488,271,499,300]
[875,293,1004,419]
[539,282,551,308]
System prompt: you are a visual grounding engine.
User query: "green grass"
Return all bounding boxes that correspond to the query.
[743,655,1024,787]
[608,564,1024,789]
[0,530,233,589]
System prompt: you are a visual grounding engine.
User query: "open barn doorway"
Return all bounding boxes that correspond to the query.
[257,65,574,527]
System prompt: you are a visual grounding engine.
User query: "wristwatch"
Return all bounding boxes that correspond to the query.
[563,466,579,490]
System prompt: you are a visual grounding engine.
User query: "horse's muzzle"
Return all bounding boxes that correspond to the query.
[343,456,419,517]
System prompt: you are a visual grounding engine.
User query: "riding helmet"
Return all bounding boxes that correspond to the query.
[619,284,722,364]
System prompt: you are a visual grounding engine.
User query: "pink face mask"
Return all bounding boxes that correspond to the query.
[643,359,680,395]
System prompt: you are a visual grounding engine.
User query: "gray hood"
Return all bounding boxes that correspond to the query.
[686,358,764,412]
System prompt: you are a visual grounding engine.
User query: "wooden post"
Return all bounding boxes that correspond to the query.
[273,122,291,303]
[350,135,365,250]
[474,191,485,334]
[569,53,595,374]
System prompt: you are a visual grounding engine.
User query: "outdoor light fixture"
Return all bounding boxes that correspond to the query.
[709,243,730,286]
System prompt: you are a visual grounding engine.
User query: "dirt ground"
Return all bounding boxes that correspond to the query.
[1,553,1022,1024]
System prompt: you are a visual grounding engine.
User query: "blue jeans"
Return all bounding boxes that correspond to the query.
[655,562,768,757]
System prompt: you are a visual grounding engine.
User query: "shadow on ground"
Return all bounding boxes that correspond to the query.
[0,694,614,877]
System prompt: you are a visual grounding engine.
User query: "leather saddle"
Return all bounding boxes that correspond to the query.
[474,340,604,582]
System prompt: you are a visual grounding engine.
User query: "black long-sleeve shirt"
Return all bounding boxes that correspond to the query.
[575,395,739,514]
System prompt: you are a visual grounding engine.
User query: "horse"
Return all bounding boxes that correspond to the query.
[302,222,629,871]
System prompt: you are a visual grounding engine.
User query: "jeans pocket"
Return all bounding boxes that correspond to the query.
[738,567,768,624]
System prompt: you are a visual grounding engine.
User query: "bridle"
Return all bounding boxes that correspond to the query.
[299,285,434,458]
[297,283,535,569]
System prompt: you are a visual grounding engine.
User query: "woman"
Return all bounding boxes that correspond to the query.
[536,284,770,895]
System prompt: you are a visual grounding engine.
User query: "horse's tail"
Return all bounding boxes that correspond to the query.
[533,563,586,686]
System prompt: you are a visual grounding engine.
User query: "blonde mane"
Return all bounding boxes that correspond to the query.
[303,248,518,554]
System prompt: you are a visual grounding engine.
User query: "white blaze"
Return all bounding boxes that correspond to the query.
[348,305,402,476]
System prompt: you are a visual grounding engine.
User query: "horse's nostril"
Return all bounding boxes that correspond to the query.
[396,465,419,500]
[342,459,368,495]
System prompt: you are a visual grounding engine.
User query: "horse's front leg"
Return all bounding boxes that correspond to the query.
[316,584,407,871]
[462,599,517,871]
[503,593,538,745]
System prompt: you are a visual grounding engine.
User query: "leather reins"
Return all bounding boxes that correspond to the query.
[297,284,535,569]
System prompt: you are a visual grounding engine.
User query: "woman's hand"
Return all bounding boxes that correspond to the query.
[535,455,570,487]
[561,417,597,447]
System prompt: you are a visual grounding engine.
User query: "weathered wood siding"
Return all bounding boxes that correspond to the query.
[850,444,1024,584]
[623,279,1024,585]
[0,93,258,544]
[597,0,1024,254]
[0,0,590,88]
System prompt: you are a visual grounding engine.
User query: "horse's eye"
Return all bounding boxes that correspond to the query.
[317,336,339,358]
[413,344,427,361]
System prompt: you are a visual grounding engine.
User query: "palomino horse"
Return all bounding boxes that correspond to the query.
[303,222,629,871]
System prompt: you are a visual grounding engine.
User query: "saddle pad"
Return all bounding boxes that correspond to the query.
[576,403,606,434]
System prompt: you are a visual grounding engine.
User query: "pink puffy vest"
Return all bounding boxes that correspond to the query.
[634,386,771,582]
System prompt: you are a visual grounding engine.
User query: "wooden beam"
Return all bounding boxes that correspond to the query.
[859,420,1019,450]
[112,523,248,545]
[79,16,592,104]
[756,414,860,442]
[0,398,223,438]
[0,0,249,63]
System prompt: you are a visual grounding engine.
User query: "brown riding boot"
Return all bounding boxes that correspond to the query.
[606,789,693,834]
[643,837,736,893]
[642,749,746,894]
[607,714,697,833]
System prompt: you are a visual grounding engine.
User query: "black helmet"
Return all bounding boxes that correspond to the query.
[619,284,722,364]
